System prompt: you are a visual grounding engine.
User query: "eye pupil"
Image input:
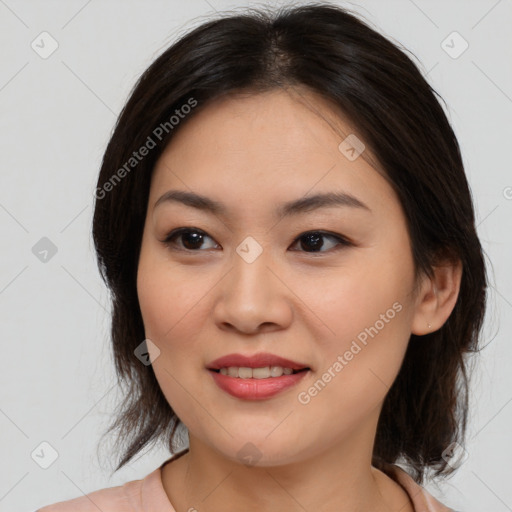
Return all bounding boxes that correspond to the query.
[182,232,203,250]
[301,232,324,252]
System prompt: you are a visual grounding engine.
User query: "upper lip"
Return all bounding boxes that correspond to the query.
[207,352,310,371]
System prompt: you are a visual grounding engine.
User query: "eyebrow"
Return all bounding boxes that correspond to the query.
[153,189,371,218]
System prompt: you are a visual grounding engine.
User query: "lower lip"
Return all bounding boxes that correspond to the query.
[208,369,309,400]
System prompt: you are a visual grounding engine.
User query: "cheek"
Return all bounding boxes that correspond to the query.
[137,247,206,342]
[136,254,212,422]
[137,266,172,340]
[294,286,411,436]
[300,262,407,340]
[297,254,413,394]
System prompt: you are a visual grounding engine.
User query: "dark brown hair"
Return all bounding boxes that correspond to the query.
[92,2,488,484]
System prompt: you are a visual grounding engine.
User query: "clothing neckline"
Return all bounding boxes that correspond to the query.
[140,448,451,512]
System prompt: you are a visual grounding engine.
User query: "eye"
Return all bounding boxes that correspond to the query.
[289,230,353,254]
[162,228,353,254]
[162,227,218,251]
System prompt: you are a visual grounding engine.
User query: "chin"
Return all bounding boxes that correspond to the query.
[206,434,307,468]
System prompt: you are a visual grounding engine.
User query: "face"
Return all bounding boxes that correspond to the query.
[136,88,425,467]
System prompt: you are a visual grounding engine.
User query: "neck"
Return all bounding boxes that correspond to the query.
[161,420,413,512]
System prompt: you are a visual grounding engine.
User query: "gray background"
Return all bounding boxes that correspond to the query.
[1,0,511,511]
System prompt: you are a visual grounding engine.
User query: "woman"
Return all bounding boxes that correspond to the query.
[38,3,487,511]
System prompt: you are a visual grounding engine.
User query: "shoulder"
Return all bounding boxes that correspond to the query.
[36,477,143,512]
[36,451,186,512]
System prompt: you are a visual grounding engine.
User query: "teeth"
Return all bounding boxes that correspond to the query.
[219,366,296,378]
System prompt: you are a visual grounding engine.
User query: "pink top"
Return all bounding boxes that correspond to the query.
[37,450,453,512]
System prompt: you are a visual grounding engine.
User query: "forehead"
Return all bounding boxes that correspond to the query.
[150,88,399,218]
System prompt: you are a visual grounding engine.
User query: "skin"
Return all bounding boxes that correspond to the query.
[136,87,462,512]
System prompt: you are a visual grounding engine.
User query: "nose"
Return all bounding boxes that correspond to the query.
[212,248,293,335]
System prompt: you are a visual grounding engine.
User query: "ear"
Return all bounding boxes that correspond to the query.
[411,258,463,336]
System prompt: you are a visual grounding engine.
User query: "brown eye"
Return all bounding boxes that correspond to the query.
[290,231,352,254]
[163,228,218,251]
[162,227,352,254]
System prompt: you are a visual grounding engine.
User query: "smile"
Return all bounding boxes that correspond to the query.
[213,366,306,378]
[208,367,310,400]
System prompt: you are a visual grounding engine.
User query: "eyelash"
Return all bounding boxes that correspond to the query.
[161,227,353,255]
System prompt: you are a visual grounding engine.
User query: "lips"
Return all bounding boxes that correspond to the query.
[206,352,310,371]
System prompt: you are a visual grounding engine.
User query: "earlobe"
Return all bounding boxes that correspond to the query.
[411,259,463,336]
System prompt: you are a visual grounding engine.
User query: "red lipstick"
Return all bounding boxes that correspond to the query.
[206,352,310,400]
[207,353,309,371]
